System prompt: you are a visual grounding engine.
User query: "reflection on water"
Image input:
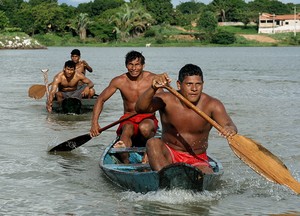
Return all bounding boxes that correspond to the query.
[270,212,300,216]
[49,151,91,172]
[46,112,92,125]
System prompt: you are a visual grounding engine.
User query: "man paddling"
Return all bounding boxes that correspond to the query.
[135,64,237,173]
[47,60,94,113]
[90,50,162,164]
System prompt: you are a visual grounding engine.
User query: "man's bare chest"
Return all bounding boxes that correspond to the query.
[60,79,78,87]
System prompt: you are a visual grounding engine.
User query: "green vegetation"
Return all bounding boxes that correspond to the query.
[28,25,299,47]
[218,26,258,35]
[271,32,300,45]
[0,0,299,48]
[211,30,236,45]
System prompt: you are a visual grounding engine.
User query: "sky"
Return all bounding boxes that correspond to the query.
[57,0,300,7]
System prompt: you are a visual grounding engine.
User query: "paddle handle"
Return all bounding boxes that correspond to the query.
[41,69,50,97]
[164,86,223,132]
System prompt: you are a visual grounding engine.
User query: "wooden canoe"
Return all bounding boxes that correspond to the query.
[100,138,224,193]
[51,96,97,114]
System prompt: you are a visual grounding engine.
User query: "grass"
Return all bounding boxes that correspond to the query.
[218,25,258,34]
[0,31,29,39]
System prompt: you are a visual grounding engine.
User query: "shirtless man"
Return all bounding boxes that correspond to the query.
[70,49,95,98]
[90,50,162,164]
[135,64,237,174]
[46,60,94,113]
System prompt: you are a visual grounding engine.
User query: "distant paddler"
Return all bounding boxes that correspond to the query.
[70,49,95,97]
[46,60,94,113]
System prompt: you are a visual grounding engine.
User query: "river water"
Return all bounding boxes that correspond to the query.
[0,47,299,215]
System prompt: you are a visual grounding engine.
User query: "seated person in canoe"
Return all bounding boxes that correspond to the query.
[90,50,163,164]
[135,64,237,174]
[46,60,94,113]
[70,49,95,98]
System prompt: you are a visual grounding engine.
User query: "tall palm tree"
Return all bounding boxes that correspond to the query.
[210,0,228,22]
[77,13,92,41]
[110,3,154,42]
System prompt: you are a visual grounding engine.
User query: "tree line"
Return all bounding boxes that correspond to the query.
[0,0,298,43]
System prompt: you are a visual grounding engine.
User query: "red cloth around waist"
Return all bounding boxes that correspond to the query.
[165,144,210,167]
[116,113,158,136]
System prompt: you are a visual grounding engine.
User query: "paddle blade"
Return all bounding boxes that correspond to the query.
[48,113,138,152]
[28,85,46,99]
[49,133,92,152]
[228,134,300,194]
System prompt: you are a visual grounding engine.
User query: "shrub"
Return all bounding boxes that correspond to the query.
[288,35,300,45]
[155,35,167,44]
[197,11,218,34]
[144,29,156,38]
[211,30,236,45]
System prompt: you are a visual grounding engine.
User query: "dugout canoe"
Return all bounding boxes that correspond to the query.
[51,96,97,114]
[100,138,224,193]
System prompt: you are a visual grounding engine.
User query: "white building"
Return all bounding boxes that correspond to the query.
[258,12,300,34]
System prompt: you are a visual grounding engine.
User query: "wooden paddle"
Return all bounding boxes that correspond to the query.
[49,113,138,152]
[164,85,300,194]
[28,69,51,99]
[28,82,53,99]
[28,84,47,99]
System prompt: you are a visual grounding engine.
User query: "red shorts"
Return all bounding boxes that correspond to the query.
[165,144,210,167]
[116,113,158,136]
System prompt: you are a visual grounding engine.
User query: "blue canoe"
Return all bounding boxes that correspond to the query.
[100,138,224,193]
[51,96,97,114]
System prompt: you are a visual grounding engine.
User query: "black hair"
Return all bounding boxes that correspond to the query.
[178,64,203,82]
[125,50,145,65]
[71,49,81,56]
[64,60,76,69]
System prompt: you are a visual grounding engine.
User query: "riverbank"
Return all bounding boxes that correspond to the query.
[1,31,299,49]
[32,32,298,47]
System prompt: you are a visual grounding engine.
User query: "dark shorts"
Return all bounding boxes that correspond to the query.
[165,144,210,167]
[116,113,158,136]
[61,85,86,100]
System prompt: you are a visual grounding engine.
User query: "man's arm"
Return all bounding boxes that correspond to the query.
[135,85,160,114]
[46,75,60,112]
[80,76,94,97]
[135,73,170,113]
[211,99,237,137]
[82,76,94,88]
[90,79,118,137]
[82,60,93,72]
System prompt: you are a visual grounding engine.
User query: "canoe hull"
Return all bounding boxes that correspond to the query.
[51,97,97,114]
[101,164,159,193]
[100,140,224,193]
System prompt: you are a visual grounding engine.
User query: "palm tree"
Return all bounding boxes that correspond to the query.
[210,0,228,22]
[110,3,154,42]
[77,13,92,41]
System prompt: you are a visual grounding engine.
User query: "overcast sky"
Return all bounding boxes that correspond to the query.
[58,0,300,7]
